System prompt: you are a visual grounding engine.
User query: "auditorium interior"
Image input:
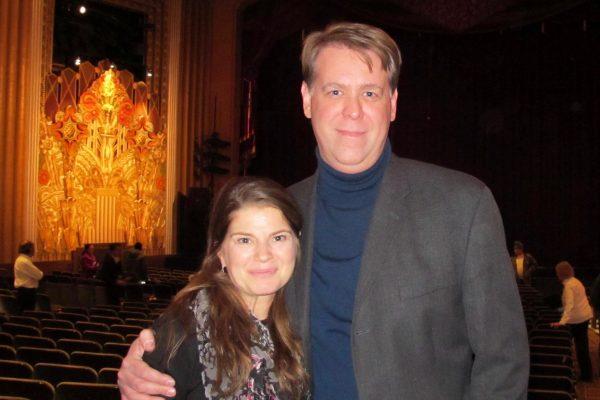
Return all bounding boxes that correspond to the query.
[0,0,599,399]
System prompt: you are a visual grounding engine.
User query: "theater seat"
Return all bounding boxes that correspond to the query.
[82,330,124,345]
[34,362,98,387]
[71,351,123,371]
[0,377,54,400]
[14,335,56,349]
[1,323,40,337]
[55,382,119,400]
[16,347,70,366]
[41,318,75,329]
[110,324,142,337]
[0,332,13,346]
[0,345,17,360]
[0,360,33,378]
[56,339,103,354]
[103,342,130,357]
[7,316,40,328]
[76,321,110,333]
[527,389,572,400]
[98,367,119,384]
[41,327,82,341]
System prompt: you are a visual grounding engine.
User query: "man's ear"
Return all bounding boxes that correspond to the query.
[301,81,312,119]
[389,88,398,122]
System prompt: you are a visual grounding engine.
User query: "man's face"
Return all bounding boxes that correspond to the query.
[301,45,398,174]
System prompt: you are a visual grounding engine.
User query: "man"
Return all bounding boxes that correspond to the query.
[551,261,593,381]
[118,22,528,399]
[511,240,538,284]
[13,241,44,313]
[97,243,123,305]
[122,242,148,283]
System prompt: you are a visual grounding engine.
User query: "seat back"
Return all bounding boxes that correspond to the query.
[16,346,70,365]
[527,389,573,400]
[56,339,103,354]
[0,295,17,315]
[7,316,40,328]
[0,360,33,378]
[14,335,56,349]
[41,318,75,329]
[1,323,40,337]
[98,367,119,384]
[0,377,54,400]
[71,351,123,371]
[55,312,88,323]
[110,324,142,337]
[82,330,125,345]
[41,327,82,341]
[89,315,123,325]
[0,345,17,360]
[23,310,54,320]
[34,362,98,387]
[124,318,153,328]
[89,308,118,317]
[35,293,52,311]
[103,342,130,357]
[76,321,110,333]
[0,332,13,346]
[55,382,120,400]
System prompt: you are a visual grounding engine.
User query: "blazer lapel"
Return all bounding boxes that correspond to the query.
[287,174,317,362]
[352,156,411,329]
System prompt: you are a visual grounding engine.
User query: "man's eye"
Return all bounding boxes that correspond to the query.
[329,89,341,96]
[365,91,376,98]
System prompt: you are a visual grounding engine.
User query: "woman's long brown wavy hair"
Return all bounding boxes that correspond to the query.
[155,176,308,398]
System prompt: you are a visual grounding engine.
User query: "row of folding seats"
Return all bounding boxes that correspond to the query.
[0,333,132,356]
[0,376,119,400]
[1,322,142,344]
[518,283,575,400]
[4,314,151,331]
[0,345,123,370]
[0,358,118,384]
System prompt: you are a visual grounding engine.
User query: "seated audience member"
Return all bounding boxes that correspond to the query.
[140,177,309,399]
[551,261,593,381]
[81,243,100,278]
[511,240,538,284]
[97,243,123,305]
[13,241,44,313]
[122,242,148,283]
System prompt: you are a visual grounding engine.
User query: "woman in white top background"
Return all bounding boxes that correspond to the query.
[13,241,44,313]
[551,261,593,381]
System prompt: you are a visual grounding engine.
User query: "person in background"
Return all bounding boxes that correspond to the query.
[512,240,538,284]
[81,243,100,278]
[122,242,148,283]
[97,243,123,305]
[13,241,44,313]
[551,261,593,382]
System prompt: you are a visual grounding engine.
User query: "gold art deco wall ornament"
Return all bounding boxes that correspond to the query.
[38,61,166,260]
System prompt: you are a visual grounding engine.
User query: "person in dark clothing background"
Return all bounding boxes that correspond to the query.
[97,243,123,305]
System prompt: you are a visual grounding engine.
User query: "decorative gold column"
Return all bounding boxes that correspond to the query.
[165,0,183,253]
[0,0,45,263]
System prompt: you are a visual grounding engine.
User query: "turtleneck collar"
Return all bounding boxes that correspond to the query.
[317,139,391,194]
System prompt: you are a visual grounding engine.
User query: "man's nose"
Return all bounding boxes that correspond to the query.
[342,95,363,119]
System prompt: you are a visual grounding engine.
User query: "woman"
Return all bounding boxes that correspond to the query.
[13,241,44,313]
[144,177,309,399]
[81,243,100,277]
[551,261,593,381]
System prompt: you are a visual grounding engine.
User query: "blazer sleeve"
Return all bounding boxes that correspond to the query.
[143,318,205,400]
[461,186,529,399]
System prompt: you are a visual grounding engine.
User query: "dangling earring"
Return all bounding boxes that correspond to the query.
[221,265,227,274]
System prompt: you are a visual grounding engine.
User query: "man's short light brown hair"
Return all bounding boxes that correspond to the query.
[301,22,402,92]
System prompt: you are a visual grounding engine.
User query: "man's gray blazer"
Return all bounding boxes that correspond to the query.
[286,155,529,399]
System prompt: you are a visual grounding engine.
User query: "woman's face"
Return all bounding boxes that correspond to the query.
[218,204,298,315]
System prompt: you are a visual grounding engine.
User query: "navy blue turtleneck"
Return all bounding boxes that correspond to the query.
[310,141,391,399]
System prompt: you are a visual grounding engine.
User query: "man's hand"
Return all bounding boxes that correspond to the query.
[118,329,176,399]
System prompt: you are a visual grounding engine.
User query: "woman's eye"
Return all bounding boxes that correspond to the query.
[273,234,287,242]
[236,237,251,244]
